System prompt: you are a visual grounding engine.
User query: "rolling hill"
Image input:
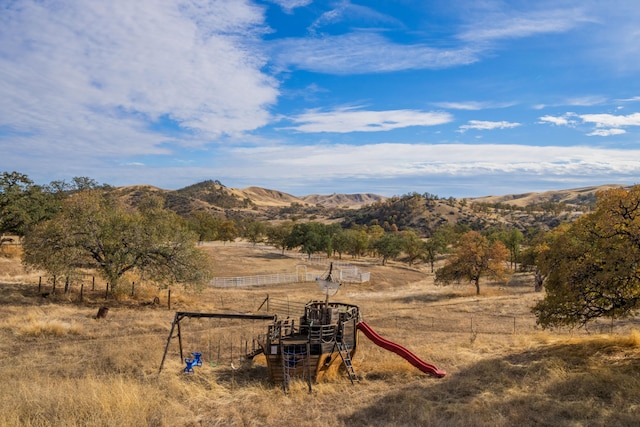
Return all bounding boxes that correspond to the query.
[113,180,631,234]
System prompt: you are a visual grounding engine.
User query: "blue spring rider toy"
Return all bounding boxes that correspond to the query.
[183,352,203,374]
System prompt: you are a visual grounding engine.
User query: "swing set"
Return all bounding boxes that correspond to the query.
[158,311,276,374]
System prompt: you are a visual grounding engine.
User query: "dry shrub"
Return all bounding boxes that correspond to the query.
[1,308,84,337]
[0,243,21,259]
[17,319,84,337]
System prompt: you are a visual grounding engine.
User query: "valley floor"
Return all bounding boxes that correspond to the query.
[1,246,640,426]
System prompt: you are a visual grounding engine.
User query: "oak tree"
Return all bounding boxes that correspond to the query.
[371,232,403,265]
[22,190,211,293]
[0,171,60,238]
[533,186,640,328]
[435,230,508,295]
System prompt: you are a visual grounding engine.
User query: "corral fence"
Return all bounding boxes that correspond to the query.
[202,241,371,287]
[211,273,300,288]
[210,267,370,288]
[210,261,370,288]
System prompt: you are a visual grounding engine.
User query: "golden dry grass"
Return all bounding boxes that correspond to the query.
[1,244,640,426]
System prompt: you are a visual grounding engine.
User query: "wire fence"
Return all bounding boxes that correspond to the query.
[210,273,300,288]
[373,313,640,336]
[210,268,370,288]
[255,296,640,337]
[209,246,371,288]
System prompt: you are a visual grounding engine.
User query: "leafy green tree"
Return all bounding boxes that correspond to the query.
[423,226,456,272]
[286,221,330,258]
[244,220,267,246]
[372,232,403,265]
[187,211,222,242]
[344,228,370,259]
[533,186,640,328]
[266,221,294,254]
[330,228,350,259]
[400,230,426,266]
[217,219,239,244]
[267,221,293,254]
[519,227,555,291]
[497,228,524,270]
[435,230,508,295]
[0,171,60,238]
[22,190,211,293]
[367,224,385,240]
[49,176,105,193]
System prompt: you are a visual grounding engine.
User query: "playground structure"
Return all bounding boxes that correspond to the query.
[159,264,446,389]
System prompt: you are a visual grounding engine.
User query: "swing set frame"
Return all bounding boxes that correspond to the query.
[158,311,277,374]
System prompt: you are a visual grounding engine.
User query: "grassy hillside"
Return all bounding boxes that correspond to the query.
[2,244,640,426]
[111,182,623,235]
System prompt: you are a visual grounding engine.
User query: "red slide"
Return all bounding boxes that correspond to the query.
[357,321,446,378]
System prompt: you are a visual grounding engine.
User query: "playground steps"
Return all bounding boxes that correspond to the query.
[336,341,358,383]
[245,347,264,359]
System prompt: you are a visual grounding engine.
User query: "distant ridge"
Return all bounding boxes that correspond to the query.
[471,184,629,207]
[300,193,386,208]
[238,186,302,207]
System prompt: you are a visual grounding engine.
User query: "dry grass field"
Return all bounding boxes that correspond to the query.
[2,243,640,426]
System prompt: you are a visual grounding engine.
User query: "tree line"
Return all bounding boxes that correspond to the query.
[4,171,640,331]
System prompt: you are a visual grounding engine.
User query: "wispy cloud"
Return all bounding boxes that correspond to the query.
[269,0,312,14]
[534,96,608,110]
[282,107,453,133]
[587,129,626,137]
[307,0,402,35]
[269,32,479,74]
[433,101,486,111]
[616,96,640,103]
[458,120,521,132]
[540,112,640,136]
[269,3,596,76]
[433,101,516,111]
[458,7,593,42]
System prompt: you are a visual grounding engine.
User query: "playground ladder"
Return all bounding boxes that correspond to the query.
[336,341,358,384]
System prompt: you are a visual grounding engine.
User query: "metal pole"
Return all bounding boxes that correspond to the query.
[158,313,179,374]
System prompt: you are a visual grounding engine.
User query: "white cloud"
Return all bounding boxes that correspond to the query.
[433,101,516,110]
[533,96,606,110]
[283,108,453,133]
[270,32,479,74]
[538,114,577,126]
[433,102,485,111]
[458,120,521,132]
[458,7,593,42]
[616,96,640,103]
[0,0,278,157]
[202,142,640,196]
[587,129,626,137]
[307,1,401,35]
[7,140,640,197]
[539,112,640,136]
[563,96,608,107]
[269,0,312,14]
[580,113,640,128]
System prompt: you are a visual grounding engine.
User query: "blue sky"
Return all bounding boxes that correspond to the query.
[2,0,640,198]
